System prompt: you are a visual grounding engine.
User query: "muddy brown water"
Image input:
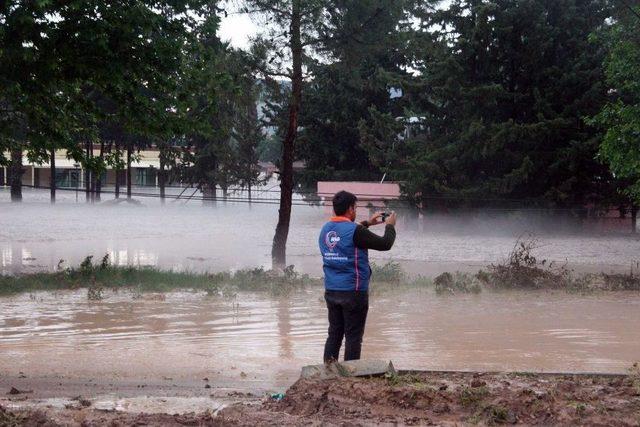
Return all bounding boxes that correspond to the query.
[2,189,640,410]
[2,288,639,392]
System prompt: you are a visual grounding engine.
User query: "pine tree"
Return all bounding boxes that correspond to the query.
[397,0,615,212]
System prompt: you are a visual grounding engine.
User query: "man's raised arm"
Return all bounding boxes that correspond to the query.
[354,212,397,251]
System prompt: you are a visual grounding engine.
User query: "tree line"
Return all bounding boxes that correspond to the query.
[0,0,264,204]
[1,0,639,267]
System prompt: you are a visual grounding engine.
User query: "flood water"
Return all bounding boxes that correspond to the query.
[1,288,640,388]
[1,188,639,277]
[2,188,640,387]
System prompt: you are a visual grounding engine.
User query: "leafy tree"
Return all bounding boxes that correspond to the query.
[242,0,330,268]
[177,30,240,203]
[0,2,84,201]
[591,3,640,208]
[1,0,219,202]
[232,76,266,201]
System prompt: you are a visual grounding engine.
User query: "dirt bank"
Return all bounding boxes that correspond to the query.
[3,370,640,425]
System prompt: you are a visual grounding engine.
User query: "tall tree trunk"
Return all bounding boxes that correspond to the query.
[632,205,638,235]
[49,147,56,203]
[114,143,120,199]
[202,183,216,205]
[247,183,252,204]
[9,147,23,202]
[272,0,302,269]
[126,146,132,199]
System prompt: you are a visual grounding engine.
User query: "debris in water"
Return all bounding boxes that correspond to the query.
[71,396,92,407]
[7,387,32,395]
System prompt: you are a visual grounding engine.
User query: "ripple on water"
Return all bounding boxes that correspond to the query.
[1,289,640,380]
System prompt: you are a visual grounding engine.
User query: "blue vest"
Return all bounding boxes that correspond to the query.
[319,218,370,291]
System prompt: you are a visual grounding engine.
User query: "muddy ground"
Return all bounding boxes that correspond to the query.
[3,371,640,426]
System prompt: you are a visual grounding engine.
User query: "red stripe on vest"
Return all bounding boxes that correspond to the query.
[355,247,360,291]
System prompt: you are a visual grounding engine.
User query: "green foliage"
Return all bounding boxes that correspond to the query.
[174,38,272,199]
[591,5,640,204]
[459,386,490,407]
[485,404,511,424]
[296,0,417,185]
[385,372,426,387]
[370,261,405,284]
[0,406,22,427]
[0,256,320,297]
[0,1,231,198]
[395,0,616,210]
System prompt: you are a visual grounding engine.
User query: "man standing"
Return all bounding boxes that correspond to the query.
[319,190,397,363]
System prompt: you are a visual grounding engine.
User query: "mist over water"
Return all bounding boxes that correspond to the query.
[1,188,638,276]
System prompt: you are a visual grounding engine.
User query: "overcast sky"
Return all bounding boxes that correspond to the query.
[218,12,256,50]
[217,1,450,51]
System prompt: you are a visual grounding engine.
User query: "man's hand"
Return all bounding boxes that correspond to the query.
[364,211,397,227]
[363,211,385,227]
[385,211,397,226]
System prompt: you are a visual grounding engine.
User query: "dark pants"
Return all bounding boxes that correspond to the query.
[323,290,369,363]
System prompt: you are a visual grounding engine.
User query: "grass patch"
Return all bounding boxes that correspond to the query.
[371,261,405,284]
[3,235,639,298]
[0,406,22,427]
[0,255,320,297]
[459,385,490,407]
[385,372,426,387]
[483,404,514,424]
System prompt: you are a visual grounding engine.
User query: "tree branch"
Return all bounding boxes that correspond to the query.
[620,0,640,21]
[301,6,386,48]
[254,62,293,80]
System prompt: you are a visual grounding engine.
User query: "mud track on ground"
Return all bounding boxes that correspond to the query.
[3,371,640,425]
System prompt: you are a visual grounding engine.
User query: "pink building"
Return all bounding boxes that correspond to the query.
[317,181,401,212]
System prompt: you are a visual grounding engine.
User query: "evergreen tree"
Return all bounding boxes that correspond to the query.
[297,0,417,186]
[395,0,615,212]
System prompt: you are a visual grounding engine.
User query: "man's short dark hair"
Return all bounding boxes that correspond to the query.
[332,191,357,216]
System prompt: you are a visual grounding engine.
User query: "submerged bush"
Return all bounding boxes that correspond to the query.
[434,272,481,295]
[477,235,574,290]
[371,262,404,284]
[0,255,320,298]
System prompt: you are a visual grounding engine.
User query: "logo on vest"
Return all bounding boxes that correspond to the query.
[325,231,340,250]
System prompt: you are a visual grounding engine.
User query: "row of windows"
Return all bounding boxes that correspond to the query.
[0,167,161,188]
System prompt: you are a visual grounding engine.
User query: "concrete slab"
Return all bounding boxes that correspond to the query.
[301,360,395,379]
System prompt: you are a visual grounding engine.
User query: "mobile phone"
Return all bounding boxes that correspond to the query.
[381,212,390,222]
